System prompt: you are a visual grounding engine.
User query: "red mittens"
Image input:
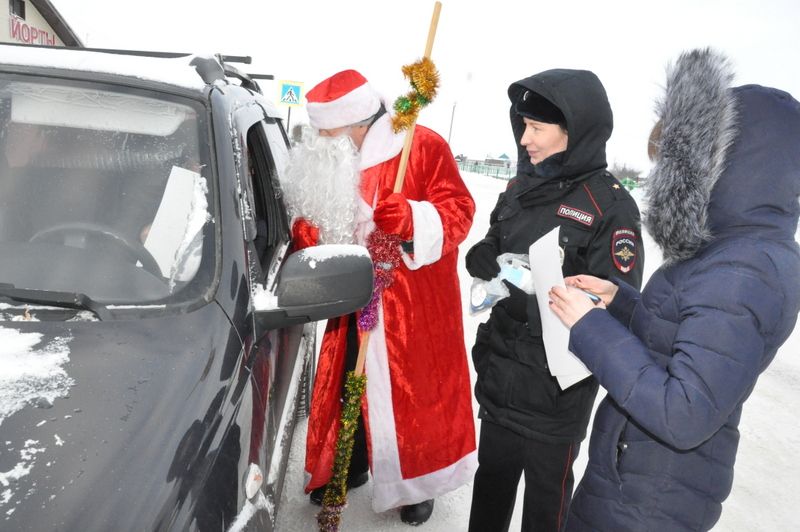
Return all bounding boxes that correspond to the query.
[372,188,413,241]
[291,218,319,251]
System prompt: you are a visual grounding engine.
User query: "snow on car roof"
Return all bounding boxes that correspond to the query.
[0,44,210,91]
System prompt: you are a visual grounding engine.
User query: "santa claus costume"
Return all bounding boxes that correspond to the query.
[300,70,478,513]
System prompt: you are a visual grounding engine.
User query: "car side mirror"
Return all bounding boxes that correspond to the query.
[254,245,373,330]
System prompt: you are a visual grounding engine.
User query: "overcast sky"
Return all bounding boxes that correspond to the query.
[53,0,800,173]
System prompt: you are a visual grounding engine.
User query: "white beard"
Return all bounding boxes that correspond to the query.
[281,127,361,245]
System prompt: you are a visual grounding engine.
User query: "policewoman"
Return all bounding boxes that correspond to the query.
[465,69,644,532]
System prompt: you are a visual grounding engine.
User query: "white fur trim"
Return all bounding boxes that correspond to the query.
[371,450,477,512]
[307,82,381,130]
[364,307,403,508]
[354,196,376,246]
[358,107,406,170]
[365,305,478,512]
[401,200,444,270]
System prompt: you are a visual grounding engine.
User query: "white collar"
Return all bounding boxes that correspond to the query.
[358,109,406,170]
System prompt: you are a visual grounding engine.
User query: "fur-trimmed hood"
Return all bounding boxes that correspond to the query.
[645,48,800,263]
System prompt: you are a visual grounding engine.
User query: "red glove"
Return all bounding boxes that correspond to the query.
[372,188,413,240]
[291,218,319,251]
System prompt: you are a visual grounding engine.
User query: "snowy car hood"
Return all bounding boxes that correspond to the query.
[0,303,245,530]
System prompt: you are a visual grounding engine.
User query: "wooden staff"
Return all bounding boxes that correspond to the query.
[356,0,442,373]
[392,1,441,195]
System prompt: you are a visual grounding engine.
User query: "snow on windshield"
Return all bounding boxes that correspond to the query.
[8,81,191,136]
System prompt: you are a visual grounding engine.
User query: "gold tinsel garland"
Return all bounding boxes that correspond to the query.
[391,57,440,133]
[316,371,367,531]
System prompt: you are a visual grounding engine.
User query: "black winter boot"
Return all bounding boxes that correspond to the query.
[400,499,434,526]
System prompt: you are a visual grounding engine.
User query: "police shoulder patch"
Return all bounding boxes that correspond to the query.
[611,228,637,273]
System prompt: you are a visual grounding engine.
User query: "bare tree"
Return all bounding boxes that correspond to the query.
[609,162,642,182]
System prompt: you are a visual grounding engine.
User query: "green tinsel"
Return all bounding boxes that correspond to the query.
[316,371,368,531]
[392,57,439,133]
[394,96,413,113]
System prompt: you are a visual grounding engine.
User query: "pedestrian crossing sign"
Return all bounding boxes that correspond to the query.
[278,81,303,107]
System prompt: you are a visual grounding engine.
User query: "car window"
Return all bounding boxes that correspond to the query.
[244,120,290,281]
[0,75,215,305]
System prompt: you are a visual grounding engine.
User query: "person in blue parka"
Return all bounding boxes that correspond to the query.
[548,48,800,531]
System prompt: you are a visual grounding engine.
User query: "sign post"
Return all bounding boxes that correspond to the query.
[277,80,303,132]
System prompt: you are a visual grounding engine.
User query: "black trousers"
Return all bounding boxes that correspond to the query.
[468,421,579,532]
[343,314,369,477]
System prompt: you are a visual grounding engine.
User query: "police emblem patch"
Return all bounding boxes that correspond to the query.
[611,228,637,273]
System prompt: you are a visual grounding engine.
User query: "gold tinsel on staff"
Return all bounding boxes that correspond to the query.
[392,57,440,133]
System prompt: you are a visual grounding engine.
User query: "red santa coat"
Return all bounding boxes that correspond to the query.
[304,115,477,511]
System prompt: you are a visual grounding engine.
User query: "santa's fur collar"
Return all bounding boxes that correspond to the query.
[358,103,406,170]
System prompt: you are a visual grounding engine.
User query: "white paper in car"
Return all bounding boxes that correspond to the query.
[144,166,198,276]
[528,227,591,389]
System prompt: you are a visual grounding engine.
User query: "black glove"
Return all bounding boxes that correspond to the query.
[499,280,529,322]
[465,242,501,281]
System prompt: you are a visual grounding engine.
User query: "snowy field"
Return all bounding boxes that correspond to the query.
[275,170,800,531]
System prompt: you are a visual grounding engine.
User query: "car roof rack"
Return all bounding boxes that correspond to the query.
[0,41,193,58]
[216,57,273,94]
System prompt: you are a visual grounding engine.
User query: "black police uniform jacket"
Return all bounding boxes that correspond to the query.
[468,69,644,444]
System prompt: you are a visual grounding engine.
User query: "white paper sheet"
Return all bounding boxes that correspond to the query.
[528,226,591,389]
[144,166,198,276]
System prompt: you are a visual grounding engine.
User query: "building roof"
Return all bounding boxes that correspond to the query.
[30,0,83,47]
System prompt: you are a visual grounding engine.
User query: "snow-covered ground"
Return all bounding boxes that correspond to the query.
[275,170,800,531]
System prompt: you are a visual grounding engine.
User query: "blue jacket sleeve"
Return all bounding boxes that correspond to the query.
[568,252,783,450]
[606,278,640,327]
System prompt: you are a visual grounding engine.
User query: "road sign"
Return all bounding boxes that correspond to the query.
[278,81,303,107]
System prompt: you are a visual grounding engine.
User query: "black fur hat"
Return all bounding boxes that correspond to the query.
[515,89,565,125]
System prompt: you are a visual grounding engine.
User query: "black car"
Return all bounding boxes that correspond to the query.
[0,43,372,531]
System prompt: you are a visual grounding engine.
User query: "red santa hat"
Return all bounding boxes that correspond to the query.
[305,69,382,130]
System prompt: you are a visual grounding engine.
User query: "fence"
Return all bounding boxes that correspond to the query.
[458,161,640,191]
[457,161,514,180]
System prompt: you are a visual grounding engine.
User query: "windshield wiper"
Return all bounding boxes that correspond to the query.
[0,283,111,321]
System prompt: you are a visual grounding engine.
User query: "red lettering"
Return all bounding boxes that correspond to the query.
[10,17,20,40]
[9,16,56,45]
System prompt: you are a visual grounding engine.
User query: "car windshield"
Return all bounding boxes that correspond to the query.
[0,74,215,306]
